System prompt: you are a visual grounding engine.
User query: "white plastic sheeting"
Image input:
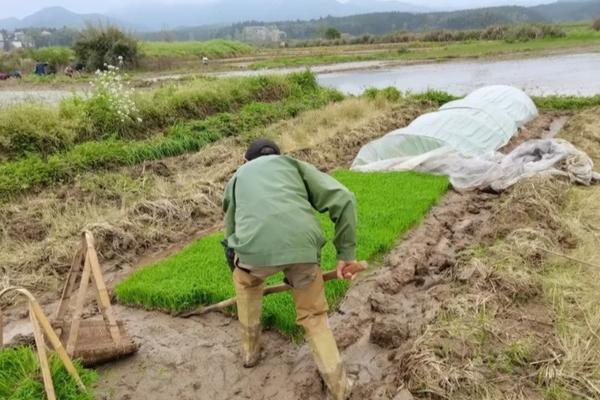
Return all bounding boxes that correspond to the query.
[353,139,600,192]
[441,85,538,127]
[351,85,599,191]
[353,85,538,168]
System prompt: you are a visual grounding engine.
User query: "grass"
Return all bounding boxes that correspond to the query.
[532,94,600,111]
[0,72,320,161]
[115,170,449,337]
[398,107,600,399]
[141,40,254,59]
[249,27,600,69]
[0,346,96,400]
[364,87,600,111]
[0,79,341,200]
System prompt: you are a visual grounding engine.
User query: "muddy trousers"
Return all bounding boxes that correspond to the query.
[232,265,350,400]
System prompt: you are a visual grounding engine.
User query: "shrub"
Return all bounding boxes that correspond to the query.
[506,24,565,42]
[363,87,402,102]
[115,171,449,336]
[73,25,139,71]
[324,27,342,40]
[30,46,74,70]
[410,90,460,106]
[480,25,509,40]
[593,19,600,31]
[82,65,141,139]
[0,103,76,160]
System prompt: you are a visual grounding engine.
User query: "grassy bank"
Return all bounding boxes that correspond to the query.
[0,346,96,400]
[0,73,318,161]
[141,40,254,59]
[0,78,341,200]
[249,26,600,69]
[115,170,448,337]
[400,107,600,399]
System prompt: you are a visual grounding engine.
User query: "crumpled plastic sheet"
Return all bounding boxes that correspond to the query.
[352,139,600,192]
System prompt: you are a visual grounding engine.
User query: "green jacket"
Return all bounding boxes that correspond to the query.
[224,155,356,267]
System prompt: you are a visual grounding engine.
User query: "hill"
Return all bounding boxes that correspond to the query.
[0,6,133,30]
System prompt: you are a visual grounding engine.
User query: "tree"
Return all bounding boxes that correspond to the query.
[593,18,600,32]
[324,27,342,40]
[73,25,139,71]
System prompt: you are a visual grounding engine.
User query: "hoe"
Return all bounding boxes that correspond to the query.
[178,261,367,318]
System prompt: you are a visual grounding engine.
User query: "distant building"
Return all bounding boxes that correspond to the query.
[0,31,35,50]
[239,26,287,43]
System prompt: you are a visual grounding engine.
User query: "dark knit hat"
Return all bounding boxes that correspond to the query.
[245,139,281,161]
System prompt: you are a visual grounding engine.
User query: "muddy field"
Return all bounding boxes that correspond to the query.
[1,102,594,399]
[90,113,569,400]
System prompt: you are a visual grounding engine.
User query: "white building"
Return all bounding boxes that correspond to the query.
[240,26,287,43]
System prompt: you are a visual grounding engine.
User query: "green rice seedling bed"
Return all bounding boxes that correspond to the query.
[0,346,96,400]
[116,170,448,337]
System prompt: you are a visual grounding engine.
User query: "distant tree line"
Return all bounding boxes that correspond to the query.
[139,2,600,42]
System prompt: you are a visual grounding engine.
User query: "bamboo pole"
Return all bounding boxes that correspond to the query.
[84,231,121,343]
[29,302,57,400]
[66,254,92,356]
[29,299,86,390]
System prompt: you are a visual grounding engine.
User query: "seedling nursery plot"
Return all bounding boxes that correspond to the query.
[116,170,448,336]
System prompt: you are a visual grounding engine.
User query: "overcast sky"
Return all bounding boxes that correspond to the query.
[0,0,550,19]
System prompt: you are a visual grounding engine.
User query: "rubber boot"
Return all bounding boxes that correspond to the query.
[307,329,351,400]
[233,268,263,368]
[292,269,351,400]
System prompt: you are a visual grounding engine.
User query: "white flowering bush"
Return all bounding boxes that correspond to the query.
[84,64,142,138]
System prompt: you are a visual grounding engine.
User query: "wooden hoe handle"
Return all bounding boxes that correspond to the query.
[178,261,368,318]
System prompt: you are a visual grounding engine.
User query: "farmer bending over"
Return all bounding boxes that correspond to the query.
[223,139,358,399]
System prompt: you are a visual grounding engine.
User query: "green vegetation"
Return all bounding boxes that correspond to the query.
[250,25,600,69]
[0,73,319,160]
[30,47,74,69]
[115,170,449,336]
[324,27,342,40]
[364,86,600,112]
[296,23,567,47]
[141,39,254,59]
[533,94,600,111]
[0,346,96,400]
[0,73,341,200]
[0,104,76,161]
[73,26,140,70]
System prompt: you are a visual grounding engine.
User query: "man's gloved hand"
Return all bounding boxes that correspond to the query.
[221,239,236,272]
[336,260,360,281]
